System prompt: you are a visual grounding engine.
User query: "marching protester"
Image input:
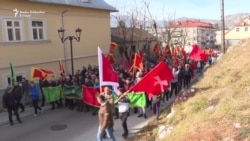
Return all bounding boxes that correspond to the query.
[101,86,118,119]
[177,65,185,93]
[2,86,22,125]
[29,81,42,117]
[184,64,192,88]
[152,95,161,121]
[114,88,130,138]
[96,94,116,141]
[21,77,30,106]
[170,67,180,97]
[13,82,25,113]
[135,72,147,119]
[39,79,45,107]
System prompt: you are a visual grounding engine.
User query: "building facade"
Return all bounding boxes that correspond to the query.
[0,0,116,89]
[225,16,250,45]
[169,20,216,51]
[111,27,156,63]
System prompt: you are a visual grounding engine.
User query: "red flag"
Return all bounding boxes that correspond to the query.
[153,44,159,55]
[129,53,144,73]
[189,44,208,61]
[181,48,187,58]
[31,67,55,81]
[121,54,128,70]
[98,47,119,92]
[106,53,115,65]
[159,49,165,60]
[59,60,65,77]
[82,86,100,107]
[138,49,144,58]
[133,53,143,70]
[130,61,173,98]
[209,49,215,56]
[109,42,118,53]
[165,45,171,57]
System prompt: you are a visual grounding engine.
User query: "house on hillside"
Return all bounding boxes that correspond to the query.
[169,20,216,52]
[225,16,250,45]
[111,27,156,61]
[0,0,116,89]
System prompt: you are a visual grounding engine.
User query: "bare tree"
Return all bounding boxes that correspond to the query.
[113,15,130,61]
[143,0,159,43]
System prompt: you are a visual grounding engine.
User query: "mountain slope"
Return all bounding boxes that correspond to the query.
[129,39,250,141]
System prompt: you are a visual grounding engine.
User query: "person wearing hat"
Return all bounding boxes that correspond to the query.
[2,86,22,125]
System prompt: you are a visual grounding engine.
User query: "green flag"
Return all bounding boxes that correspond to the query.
[9,58,16,86]
[63,85,82,99]
[114,92,146,107]
[43,86,63,102]
[127,92,147,107]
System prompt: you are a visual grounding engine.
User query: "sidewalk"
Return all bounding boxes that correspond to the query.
[0,104,51,126]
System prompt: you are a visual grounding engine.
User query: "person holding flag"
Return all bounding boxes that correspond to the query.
[114,88,130,138]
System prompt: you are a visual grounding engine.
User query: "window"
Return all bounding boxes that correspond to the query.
[30,20,45,40]
[245,27,248,32]
[3,72,27,88]
[4,19,22,41]
[236,28,240,32]
[7,75,23,84]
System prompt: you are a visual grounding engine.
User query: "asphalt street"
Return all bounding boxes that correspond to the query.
[0,105,160,141]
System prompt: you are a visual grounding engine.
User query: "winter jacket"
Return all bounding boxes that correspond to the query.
[2,92,17,108]
[13,85,23,101]
[29,85,40,100]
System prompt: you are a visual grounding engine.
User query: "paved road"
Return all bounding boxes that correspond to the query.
[0,102,172,141]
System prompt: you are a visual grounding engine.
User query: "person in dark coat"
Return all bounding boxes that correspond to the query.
[184,64,192,88]
[13,82,25,113]
[21,77,30,105]
[2,86,22,125]
[39,79,46,107]
[177,65,185,93]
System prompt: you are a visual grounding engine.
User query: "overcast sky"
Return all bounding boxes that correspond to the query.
[105,0,250,20]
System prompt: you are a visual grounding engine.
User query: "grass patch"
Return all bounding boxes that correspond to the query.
[130,40,250,141]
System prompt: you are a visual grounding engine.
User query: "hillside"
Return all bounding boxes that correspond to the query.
[221,13,250,29]
[129,39,250,141]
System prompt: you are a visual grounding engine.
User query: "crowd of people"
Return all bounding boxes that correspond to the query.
[2,48,216,140]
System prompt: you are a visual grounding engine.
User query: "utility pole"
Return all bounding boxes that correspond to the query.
[221,0,226,53]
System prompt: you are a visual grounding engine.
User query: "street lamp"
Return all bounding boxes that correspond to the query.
[58,27,82,76]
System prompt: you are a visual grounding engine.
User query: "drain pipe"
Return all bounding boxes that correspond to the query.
[61,9,69,73]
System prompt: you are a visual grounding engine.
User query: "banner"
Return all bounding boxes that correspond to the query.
[63,85,82,99]
[43,86,63,102]
[127,92,147,107]
[82,86,146,107]
[82,86,100,107]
